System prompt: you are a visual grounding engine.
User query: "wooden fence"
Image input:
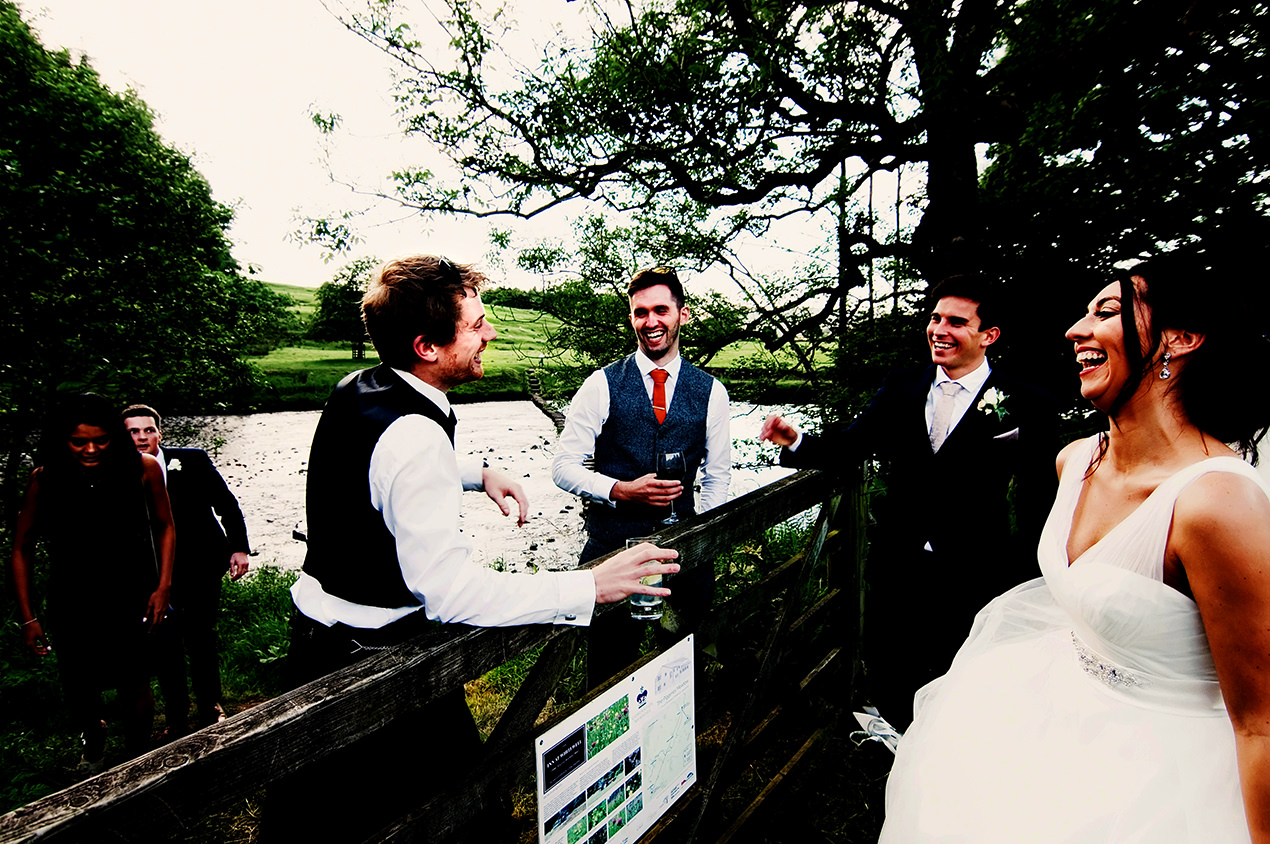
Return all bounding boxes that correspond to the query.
[0,467,861,843]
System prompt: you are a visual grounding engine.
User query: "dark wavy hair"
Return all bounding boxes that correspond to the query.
[1109,252,1270,461]
[38,393,140,481]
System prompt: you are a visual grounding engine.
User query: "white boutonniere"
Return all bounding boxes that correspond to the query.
[167,458,183,473]
[977,387,1009,420]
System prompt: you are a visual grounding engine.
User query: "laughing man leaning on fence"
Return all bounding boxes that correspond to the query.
[265,254,679,841]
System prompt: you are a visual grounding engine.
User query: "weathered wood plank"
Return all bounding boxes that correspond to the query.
[712,728,826,844]
[0,469,849,844]
[484,629,581,754]
[681,491,841,842]
[0,623,560,843]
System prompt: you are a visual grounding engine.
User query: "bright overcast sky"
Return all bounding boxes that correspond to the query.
[21,0,573,288]
[20,0,859,296]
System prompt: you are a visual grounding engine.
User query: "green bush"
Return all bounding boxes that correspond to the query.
[0,628,74,813]
[216,565,298,701]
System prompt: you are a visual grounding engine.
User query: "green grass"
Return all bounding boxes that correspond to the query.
[251,305,568,408]
[215,566,298,700]
[263,281,318,321]
[251,340,377,408]
[249,290,827,409]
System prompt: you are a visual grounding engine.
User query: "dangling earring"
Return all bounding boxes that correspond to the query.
[1159,350,1172,380]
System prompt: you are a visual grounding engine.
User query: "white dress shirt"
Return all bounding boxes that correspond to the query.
[924,358,992,438]
[551,350,731,510]
[292,369,596,629]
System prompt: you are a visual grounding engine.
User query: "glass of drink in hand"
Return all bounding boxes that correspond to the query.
[627,536,666,621]
[657,451,686,525]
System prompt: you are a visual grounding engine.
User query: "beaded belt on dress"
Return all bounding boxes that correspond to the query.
[1071,632,1147,688]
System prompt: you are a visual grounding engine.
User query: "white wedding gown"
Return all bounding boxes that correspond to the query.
[880,436,1255,842]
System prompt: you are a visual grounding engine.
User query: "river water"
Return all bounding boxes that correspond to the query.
[185,401,811,574]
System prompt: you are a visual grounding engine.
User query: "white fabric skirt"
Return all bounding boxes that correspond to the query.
[879,580,1249,843]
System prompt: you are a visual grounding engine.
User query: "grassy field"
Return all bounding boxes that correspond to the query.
[253,284,823,409]
[264,281,317,320]
[250,303,571,408]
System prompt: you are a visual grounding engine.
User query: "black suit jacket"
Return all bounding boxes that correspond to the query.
[161,447,249,582]
[785,364,1057,596]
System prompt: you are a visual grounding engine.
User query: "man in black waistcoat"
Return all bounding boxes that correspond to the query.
[267,255,680,842]
[553,267,731,689]
[761,274,1057,730]
[122,405,250,736]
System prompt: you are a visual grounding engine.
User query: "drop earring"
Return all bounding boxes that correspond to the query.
[1159,350,1172,380]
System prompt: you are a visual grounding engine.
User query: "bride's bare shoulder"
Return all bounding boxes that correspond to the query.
[1055,437,1095,480]
[1173,470,1270,568]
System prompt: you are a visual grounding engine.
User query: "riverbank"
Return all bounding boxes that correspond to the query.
[188,402,586,572]
[186,401,796,573]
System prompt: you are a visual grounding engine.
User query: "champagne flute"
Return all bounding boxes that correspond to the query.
[657,451,686,525]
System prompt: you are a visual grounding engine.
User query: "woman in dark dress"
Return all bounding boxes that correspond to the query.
[12,394,175,772]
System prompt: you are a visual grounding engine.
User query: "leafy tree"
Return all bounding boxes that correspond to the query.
[317,0,1266,419]
[315,0,1017,361]
[306,256,379,343]
[0,2,294,500]
[480,286,544,309]
[986,1,1267,270]
[976,0,1270,395]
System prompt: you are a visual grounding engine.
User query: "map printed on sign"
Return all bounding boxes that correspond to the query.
[536,635,696,844]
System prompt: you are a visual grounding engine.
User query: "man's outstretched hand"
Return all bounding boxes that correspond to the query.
[482,467,530,526]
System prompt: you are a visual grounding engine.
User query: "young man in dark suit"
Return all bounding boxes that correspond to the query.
[761,274,1057,730]
[123,405,250,735]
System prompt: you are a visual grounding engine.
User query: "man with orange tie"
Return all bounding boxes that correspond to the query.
[553,266,731,688]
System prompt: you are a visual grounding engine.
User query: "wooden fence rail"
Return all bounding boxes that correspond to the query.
[0,468,858,844]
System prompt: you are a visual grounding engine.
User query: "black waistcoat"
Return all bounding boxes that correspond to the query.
[302,365,455,609]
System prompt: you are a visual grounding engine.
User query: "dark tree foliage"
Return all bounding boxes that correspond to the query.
[320,0,1266,420]
[986,0,1268,271]
[830,302,930,418]
[0,2,295,500]
[307,256,379,343]
[480,286,545,309]
[982,0,1270,396]
[320,0,1023,349]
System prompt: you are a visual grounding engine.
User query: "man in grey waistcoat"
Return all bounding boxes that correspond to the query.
[553,266,731,689]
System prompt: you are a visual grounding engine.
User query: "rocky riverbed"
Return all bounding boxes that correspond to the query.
[183,401,793,575]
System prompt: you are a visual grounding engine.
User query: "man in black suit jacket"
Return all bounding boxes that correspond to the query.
[761,275,1057,730]
[124,405,250,734]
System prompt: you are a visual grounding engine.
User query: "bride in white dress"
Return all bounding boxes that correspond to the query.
[880,254,1270,843]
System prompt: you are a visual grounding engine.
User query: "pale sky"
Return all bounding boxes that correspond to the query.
[21,0,572,288]
[19,0,885,295]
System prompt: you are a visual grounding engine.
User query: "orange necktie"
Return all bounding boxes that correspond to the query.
[651,368,668,424]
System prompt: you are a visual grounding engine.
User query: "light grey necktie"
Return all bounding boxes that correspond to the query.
[930,381,962,452]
